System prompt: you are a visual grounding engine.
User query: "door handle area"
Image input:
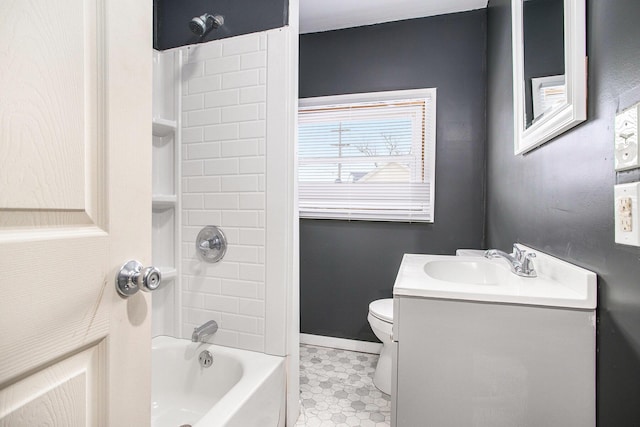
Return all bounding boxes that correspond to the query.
[115,260,162,297]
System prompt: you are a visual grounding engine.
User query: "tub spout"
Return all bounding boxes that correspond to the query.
[192,320,218,342]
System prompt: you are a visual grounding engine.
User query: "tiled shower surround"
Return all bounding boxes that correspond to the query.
[180,32,268,352]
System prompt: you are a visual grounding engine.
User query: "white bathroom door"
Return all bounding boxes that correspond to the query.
[0,0,152,425]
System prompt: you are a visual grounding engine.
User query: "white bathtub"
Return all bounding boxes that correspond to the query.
[151,336,285,427]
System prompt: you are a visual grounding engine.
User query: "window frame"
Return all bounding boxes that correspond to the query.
[298,88,437,223]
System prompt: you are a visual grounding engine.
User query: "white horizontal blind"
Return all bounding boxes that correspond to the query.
[298,89,436,222]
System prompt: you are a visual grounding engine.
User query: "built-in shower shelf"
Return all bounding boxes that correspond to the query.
[152,194,177,208]
[159,267,177,280]
[152,49,181,339]
[152,117,177,136]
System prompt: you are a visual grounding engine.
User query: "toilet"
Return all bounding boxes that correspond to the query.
[367,298,394,395]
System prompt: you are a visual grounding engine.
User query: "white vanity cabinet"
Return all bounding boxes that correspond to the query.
[391,249,596,427]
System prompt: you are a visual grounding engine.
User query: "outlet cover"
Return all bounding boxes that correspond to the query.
[615,182,640,246]
[615,103,640,171]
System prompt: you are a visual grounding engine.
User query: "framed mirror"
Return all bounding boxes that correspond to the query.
[512,0,586,154]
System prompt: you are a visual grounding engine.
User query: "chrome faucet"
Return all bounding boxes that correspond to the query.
[192,320,219,342]
[484,244,537,278]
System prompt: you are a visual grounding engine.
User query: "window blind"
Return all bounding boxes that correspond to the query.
[298,89,436,222]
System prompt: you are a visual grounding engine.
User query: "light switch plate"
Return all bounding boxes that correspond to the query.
[614,103,640,171]
[615,182,640,246]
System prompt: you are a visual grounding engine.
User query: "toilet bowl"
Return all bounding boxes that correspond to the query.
[367,298,393,395]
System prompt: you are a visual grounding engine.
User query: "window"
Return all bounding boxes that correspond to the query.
[298,89,436,222]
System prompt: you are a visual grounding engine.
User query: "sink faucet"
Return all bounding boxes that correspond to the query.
[192,320,219,342]
[484,244,537,278]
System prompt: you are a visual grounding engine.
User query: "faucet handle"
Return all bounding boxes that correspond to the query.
[512,244,525,262]
[522,252,537,276]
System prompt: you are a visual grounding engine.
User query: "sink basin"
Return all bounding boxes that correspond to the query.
[423,260,501,285]
[393,246,597,309]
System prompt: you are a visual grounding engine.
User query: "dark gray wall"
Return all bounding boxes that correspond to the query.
[154,0,288,50]
[299,10,487,342]
[486,0,640,424]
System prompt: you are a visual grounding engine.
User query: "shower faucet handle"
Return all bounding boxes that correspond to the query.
[196,225,227,263]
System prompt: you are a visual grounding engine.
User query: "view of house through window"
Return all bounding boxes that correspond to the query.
[298,89,436,222]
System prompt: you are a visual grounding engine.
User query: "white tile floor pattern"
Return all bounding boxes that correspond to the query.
[295,344,391,427]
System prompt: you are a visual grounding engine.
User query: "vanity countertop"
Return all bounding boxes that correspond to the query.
[393,246,597,310]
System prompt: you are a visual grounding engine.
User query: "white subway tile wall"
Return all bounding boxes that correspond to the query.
[181,32,268,352]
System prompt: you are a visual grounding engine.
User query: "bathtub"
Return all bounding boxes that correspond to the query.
[151,336,285,427]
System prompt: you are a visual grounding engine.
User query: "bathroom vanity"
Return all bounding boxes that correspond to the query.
[391,246,596,427]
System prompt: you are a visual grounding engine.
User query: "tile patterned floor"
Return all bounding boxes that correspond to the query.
[295,344,390,427]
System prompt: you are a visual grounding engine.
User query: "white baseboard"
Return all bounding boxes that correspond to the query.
[300,333,382,354]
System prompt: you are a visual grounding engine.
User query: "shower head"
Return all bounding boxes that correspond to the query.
[189,13,224,37]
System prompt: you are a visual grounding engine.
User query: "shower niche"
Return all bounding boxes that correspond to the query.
[151,49,182,337]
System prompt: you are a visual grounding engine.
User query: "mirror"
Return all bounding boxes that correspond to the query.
[512,0,586,154]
